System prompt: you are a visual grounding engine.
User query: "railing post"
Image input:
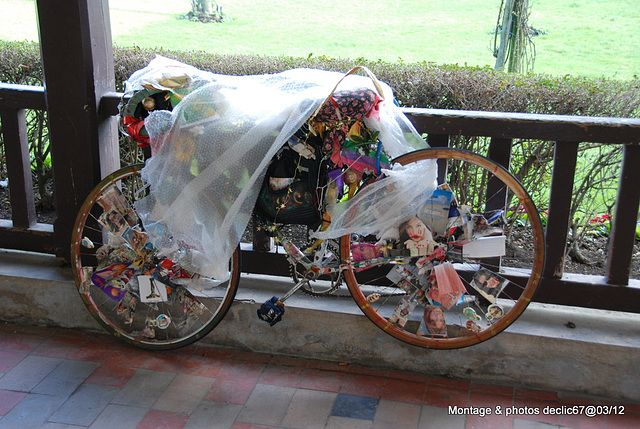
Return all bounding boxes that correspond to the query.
[427,133,449,184]
[35,0,119,262]
[606,143,640,285]
[544,141,579,279]
[486,137,513,210]
[0,108,36,228]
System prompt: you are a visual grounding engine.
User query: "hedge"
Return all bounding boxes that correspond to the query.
[2,41,639,117]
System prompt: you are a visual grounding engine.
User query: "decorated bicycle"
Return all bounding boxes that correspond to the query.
[71,56,544,350]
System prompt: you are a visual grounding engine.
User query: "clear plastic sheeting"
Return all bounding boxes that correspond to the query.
[311,159,438,241]
[126,56,428,282]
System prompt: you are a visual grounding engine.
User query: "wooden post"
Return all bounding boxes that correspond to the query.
[35,0,119,261]
[543,141,579,279]
[486,137,513,210]
[0,108,36,228]
[606,144,640,285]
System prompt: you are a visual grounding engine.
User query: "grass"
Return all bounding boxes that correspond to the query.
[1,0,638,80]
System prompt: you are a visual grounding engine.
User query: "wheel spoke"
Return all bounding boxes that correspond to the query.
[341,148,544,349]
[71,165,240,350]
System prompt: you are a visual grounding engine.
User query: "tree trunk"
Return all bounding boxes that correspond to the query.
[494,0,514,71]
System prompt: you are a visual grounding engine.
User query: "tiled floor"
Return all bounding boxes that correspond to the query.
[0,322,638,429]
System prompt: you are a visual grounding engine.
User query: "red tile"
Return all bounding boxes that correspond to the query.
[0,390,27,416]
[307,359,350,373]
[560,411,607,429]
[559,395,606,406]
[423,384,469,408]
[469,391,513,409]
[340,373,386,398]
[0,350,26,372]
[268,355,308,368]
[194,345,235,359]
[606,411,640,429]
[467,390,514,427]
[465,413,513,429]
[32,337,83,358]
[69,337,120,362]
[609,402,640,415]
[87,333,127,347]
[515,387,558,402]
[348,364,388,377]
[512,397,560,425]
[299,368,345,392]
[428,375,472,389]
[137,410,189,429]
[471,382,514,396]
[386,369,429,384]
[381,378,427,404]
[53,328,91,341]
[85,364,137,388]
[231,350,272,363]
[142,353,188,373]
[106,346,152,368]
[175,344,198,355]
[0,333,45,352]
[258,365,304,388]
[205,378,255,405]
[556,398,618,429]
[181,354,226,378]
[13,325,57,337]
[217,360,265,384]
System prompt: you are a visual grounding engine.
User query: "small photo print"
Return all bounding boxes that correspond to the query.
[397,216,438,257]
[470,268,509,304]
[418,188,453,236]
[120,227,148,252]
[417,305,447,337]
[98,209,128,235]
[138,275,169,303]
[388,299,415,328]
[178,288,206,318]
[116,291,137,325]
[486,304,505,323]
[351,242,386,262]
[97,187,139,226]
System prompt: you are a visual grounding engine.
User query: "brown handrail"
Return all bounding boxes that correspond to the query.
[1,86,640,312]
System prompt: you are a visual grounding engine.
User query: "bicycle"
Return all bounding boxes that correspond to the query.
[71,59,544,351]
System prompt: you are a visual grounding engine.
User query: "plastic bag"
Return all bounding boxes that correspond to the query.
[311,159,438,241]
[127,56,428,281]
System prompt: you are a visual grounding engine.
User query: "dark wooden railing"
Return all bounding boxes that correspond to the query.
[1,0,639,314]
[0,84,54,253]
[3,84,640,313]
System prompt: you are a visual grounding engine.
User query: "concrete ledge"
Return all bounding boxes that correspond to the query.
[1,249,639,403]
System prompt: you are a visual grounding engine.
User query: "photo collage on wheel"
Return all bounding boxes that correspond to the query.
[79,186,207,338]
[353,183,510,338]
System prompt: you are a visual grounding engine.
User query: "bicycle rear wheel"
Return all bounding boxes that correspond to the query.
[71,164,240,350]
[341,148,545,349]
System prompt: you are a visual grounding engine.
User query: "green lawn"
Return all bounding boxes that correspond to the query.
[2,0,639,80]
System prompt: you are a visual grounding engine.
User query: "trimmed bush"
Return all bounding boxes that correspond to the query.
[3,41,638,117]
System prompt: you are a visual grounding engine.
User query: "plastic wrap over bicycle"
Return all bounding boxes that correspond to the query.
[71,56,545,350]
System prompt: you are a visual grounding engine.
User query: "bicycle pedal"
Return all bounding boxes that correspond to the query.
[257,296,285,326]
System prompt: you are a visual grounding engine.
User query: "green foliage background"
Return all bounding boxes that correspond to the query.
[2,41,639,219]
[1,0,638,80]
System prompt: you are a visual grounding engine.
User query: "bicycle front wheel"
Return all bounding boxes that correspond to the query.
[341,148,545,349]
[71,164,240,350]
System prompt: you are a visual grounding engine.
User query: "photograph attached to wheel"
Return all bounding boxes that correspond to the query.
[70,164,240,350]
[341,148,545,349]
